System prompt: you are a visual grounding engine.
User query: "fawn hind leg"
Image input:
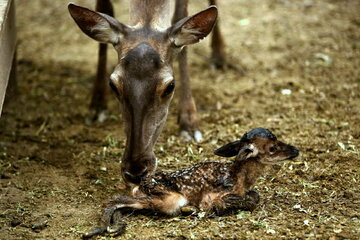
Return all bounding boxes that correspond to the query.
[104,193,188,217]
[83,195,146,239]
[83,193,188,238]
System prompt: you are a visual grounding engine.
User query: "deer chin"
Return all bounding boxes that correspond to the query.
[259,156,289,165]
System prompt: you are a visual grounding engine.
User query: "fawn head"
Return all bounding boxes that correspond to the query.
[214,128,299,164]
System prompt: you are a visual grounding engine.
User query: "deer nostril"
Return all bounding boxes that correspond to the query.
[124,171,141,184]
[140,168,148,178]
[124,168,148,184]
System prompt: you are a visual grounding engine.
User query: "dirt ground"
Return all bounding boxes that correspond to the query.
[1,0,359,239]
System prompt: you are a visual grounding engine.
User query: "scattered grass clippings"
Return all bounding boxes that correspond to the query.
[0,0,359,239]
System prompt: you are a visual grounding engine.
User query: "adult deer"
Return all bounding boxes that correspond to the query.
[68,0,223,184]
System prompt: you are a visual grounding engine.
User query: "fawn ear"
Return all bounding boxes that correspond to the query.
[236,144,259,161]
[214,142,259,160]
[68,3,128,44]
[214,140,242,157]
[169,6,217,47]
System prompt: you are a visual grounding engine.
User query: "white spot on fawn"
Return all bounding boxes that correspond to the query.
[177,197,188,207]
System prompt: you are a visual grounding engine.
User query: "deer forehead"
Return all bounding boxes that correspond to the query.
[252,137,276,149]
[118,28,171,60]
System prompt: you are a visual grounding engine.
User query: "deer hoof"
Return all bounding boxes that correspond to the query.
[194,130,203,142]
[85,110,108,125]
[180,130,203,142]
[180,130,192,142]
[97,110,108,123]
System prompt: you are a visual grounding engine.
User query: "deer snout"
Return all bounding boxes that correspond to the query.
[123,168,148,185]
[121,154,156,184]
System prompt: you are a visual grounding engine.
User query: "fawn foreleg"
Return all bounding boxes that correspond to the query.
[211,190,260,215]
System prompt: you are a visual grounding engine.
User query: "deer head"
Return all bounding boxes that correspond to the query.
[68,2,217,184]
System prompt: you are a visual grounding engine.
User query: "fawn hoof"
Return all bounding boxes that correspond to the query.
[180,130,203,142]
[82,227,107,239]
[246,190,260,204]
[243,190,260,212]
[107,222,126,235]
[181,206,198,216]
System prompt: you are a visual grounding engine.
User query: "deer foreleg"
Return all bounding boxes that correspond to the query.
[173,0,202,142]
[177,49,202,142]
[88,0,115,123]
[209,0,226,70]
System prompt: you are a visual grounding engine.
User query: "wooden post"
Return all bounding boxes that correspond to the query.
[0,0,17,116]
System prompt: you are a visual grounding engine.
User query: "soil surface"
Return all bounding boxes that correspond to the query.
[1,0,359,239]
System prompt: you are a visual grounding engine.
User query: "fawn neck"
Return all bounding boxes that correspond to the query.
[230,158,266,195]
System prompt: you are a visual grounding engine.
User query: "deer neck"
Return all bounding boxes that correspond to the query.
[130,0,171,30]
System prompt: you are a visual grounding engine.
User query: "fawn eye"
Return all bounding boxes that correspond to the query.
[162,81,175,97]
[244,148,253,154]
[269,146,277,153]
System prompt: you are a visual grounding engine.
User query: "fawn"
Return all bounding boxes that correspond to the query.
[83,128,299,238]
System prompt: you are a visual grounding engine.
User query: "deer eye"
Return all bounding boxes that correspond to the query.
[109,80,122,96]
[162,81,175,97]
[109,81,117,92]
[269,146,277,153]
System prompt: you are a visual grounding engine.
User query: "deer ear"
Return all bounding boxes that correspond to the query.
[68,3,128,44]
[169,6,218,47]
[214,140,242,158]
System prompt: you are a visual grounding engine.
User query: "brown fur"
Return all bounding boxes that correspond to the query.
[69,1,219,185]
[82,128,299,238]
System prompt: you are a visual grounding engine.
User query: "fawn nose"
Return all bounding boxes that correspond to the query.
[123,167,148,184]
[289,146,300,159]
